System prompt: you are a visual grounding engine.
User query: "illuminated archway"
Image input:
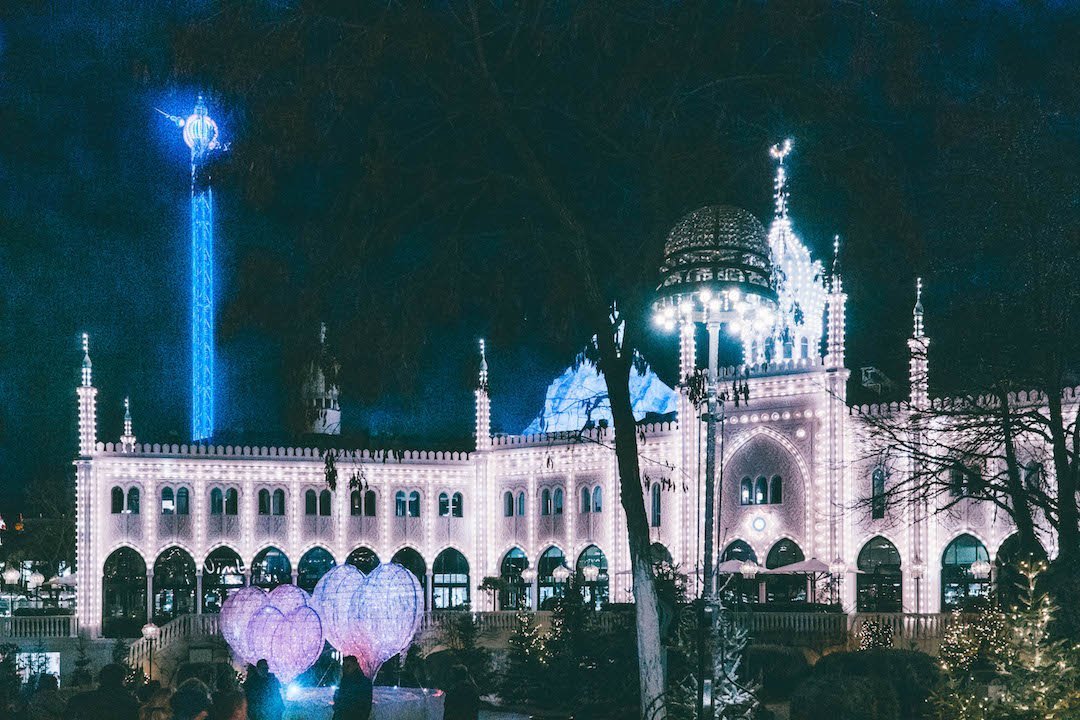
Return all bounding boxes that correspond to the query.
[152,546,197,623]
[102,547,146,638]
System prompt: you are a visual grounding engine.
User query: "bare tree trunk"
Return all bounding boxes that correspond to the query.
[997,389,1039,553]
[598,334,667,719]
[1047,384,1080,564]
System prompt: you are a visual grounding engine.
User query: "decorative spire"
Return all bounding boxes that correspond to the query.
[913,277,924,338]
[121,397,136,451]
[478,338,489,389]
[770,138,793,220]
[80,333,92,387]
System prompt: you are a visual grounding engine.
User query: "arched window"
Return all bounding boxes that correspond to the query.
[856,536,902,612]
[941,534,991,610]
[765,539,806,602]
[503,491,514,517]
[152,546,197,623]
[346,547,380,575]
[319,490,331,516]
[722,538,758,604]
[305,490,317,516]
[593,486,602,513]
[650,483,662,527]
[499,548,528,610]
[351,490,362,516]
[517,491,526,516]
[408,491,420,518]
[251,547,292,590]
[395,491,407,517]
[258,489,271,516]
[783,339,793,359]
[272,489,286,516]
[210,488,224,516]
[755,477,768,505]
[176,488,190,515]
[995,534,1048,609]
[297,547,336,593]
[438,493,450,517]
[553,488,564,515]
[225,488,238,516]
[871,468,886,519]
[202,547,245,613]
[740,477,753,506]
[538,546,567,608]
[451,492,463,518]
[364,490,376,517]
[161,487,175,515]
[576,545,609,609]
[769,476,783,505]
[541,489,552,516]
[581,487,591,513]
[799,337,809,359]
[102,547,147,638]
[111,487,124,514]
[391,548,427,610]
[432,548,470,609]
[126,487,140,514]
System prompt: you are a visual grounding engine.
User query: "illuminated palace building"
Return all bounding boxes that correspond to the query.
[76,147,1057,638]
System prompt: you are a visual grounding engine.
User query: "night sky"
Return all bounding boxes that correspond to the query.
[1,1,1078,514]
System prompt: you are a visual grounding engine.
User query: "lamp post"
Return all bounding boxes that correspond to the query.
[2,567,20,594]
[970,559,992,602]
[581,564,600,608]
[141,622,160,680]
[911,560,925,614]
[829,558,845,606]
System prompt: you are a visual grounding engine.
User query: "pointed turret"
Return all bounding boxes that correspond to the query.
[475,339,491,449]
[76,333,98,456]
[120,397,137,452]
[825,235,847,369]
[908,278,930,408]
[301,322,341,435]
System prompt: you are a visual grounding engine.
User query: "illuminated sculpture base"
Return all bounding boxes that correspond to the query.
[282,686,445,720]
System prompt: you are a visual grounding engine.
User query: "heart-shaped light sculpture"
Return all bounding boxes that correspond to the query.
[269,605,325,684]
[220,586,269,664]
[269,583,310,614]
[310,564,366,652]
[247,604,285,667]
[347,563,424,678]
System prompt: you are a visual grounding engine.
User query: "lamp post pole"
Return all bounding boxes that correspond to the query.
[702,317,721,602]
[141,622,160,681]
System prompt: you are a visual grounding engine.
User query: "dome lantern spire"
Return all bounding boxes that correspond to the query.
[770,138,793,221]
[121,397,136,452]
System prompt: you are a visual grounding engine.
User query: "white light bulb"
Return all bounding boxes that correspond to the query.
[699,289,713,303]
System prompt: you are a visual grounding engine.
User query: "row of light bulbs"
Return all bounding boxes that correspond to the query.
[653,288,776,337]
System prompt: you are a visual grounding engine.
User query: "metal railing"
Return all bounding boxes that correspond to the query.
[129,614,220,673]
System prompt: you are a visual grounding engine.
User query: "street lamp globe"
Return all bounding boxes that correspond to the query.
[520,568,536,584]
[552,565,571,583]
[2,568,20,586]
[141,622,160,641]
[829,558,846,577]
[970,560,992,579]
[27,572,45,590]
[581,564,601,582]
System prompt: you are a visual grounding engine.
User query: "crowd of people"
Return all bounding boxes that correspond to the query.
[12,655,372,720]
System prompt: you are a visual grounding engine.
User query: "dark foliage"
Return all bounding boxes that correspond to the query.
[790,674,900,720]
[812,649,941,719]
[742,645,810,701]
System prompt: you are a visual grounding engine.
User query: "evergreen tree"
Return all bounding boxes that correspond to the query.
[545,574,591,711]
[939,604,1013,675]
[71,633,94,687]
[0,644,21,713]
[499,608,547,708]
[446,612,491,695]
[934,561,1080,719]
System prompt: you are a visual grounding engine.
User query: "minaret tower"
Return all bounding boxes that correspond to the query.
[120,397,137,452]
[302,322,341,435]
[159,96,222,441]
[825,236,847,369]
[475,339,491,450]
[908,278,930,409]
[76,333,97,457]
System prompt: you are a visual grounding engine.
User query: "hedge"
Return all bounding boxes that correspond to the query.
[812,649,941,718]
[742,644,810,700]
[790,674,900,720]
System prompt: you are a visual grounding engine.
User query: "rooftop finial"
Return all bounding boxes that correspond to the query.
[913,277,925,338]
[124,397,133,433]
[479,338,488,374]
[770,138,793,219]
[319,321,327,346]
[80,333,92,387]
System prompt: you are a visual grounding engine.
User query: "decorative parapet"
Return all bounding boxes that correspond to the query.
[93,442,471,463]
[491,420,679,448]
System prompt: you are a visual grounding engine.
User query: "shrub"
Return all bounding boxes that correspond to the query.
[743,644,810,700]
[790,674,899,720]
[812,649,941,718]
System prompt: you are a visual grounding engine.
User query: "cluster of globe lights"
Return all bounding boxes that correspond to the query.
[220,562,423,684]
[653,287,776,339]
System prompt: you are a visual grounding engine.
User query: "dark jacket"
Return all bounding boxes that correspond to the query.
[244,671,284,720]
[64,685,139,720]
[332,671,373,720]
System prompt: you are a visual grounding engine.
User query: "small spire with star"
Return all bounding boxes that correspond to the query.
[121,397,137,452]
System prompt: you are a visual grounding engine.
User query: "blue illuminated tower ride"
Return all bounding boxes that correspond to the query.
[159,96,222,441]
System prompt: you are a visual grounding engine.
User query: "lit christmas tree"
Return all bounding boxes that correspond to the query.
[934,561,1080,719]
[499,608,548,707]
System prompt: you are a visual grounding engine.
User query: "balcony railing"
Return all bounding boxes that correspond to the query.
[0,615,79,638]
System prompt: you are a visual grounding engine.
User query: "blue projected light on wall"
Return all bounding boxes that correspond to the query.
[158,96,222,441]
